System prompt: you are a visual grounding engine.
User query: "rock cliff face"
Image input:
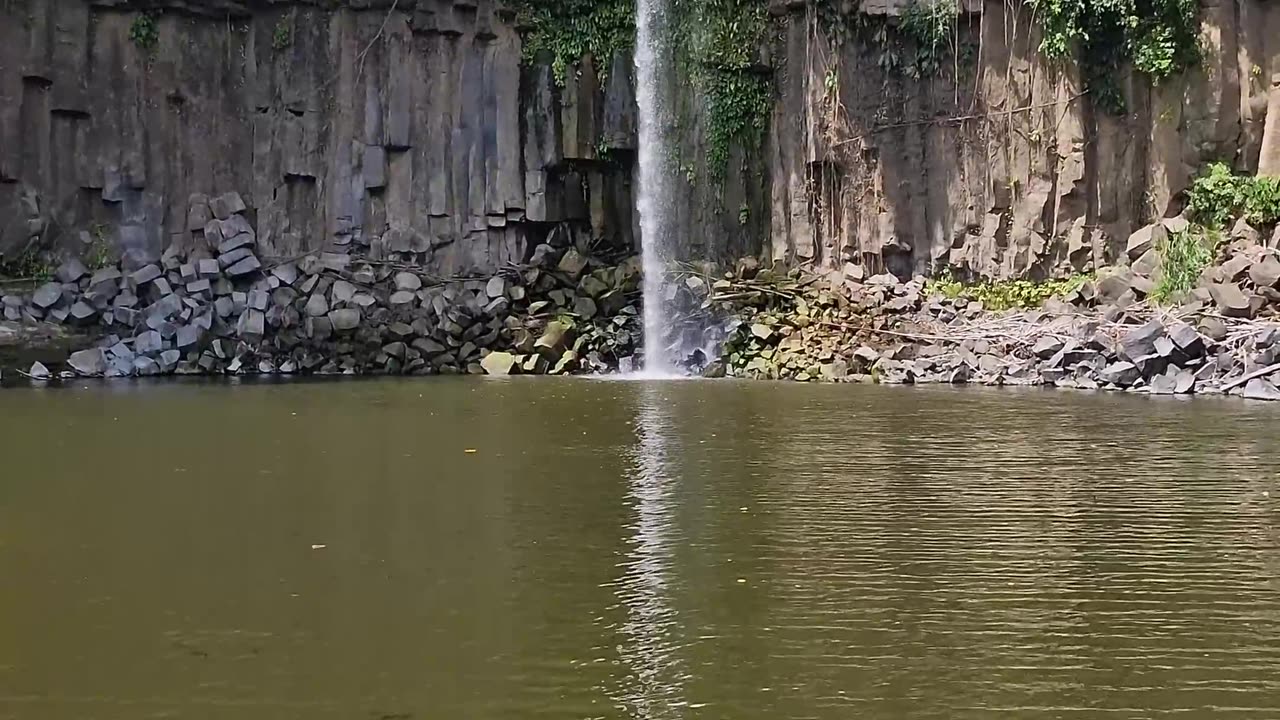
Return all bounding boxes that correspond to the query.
[3,0,1280,282]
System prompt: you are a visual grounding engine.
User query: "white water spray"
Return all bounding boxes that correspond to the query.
[635,0,677,375]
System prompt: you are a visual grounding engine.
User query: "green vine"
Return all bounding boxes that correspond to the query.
[129,12,159,52]
[1186,162,1280,229]
[272,16,293,51]
[926,274,1093,311]
[899,0,956,78]
[1030,0,1201,113]
[514,0,634,82]
[673,0,772,182]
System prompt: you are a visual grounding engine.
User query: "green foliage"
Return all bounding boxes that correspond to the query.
[899,0,956,78]
[673,0,772,181]
[129,13,159,51]
[1150,227,1214,303]
[86,224,114,270]
[926,274,1092,311]
[514,0,634,82]
[272,17,292,51]
[1187,162,1280,229]
[1030,0,1200,113]
[0,249,55,282]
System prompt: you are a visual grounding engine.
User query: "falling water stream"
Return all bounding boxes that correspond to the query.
[635,0,676,375]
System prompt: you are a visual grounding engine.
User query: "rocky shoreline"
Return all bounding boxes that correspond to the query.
[5,194,1280,402]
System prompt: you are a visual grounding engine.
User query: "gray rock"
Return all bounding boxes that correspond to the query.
[394,272,422,291]
[209,191,246,220]
[218,233,256,255]
[197,259,220,278]
[1173,369,1196,394]
[1100,361,1141,387]
[130,264,162,286]
[557,248,588,279]
[1208,282,1254,318]
[1132,247,1161,277]
[31,282,63,309]
[69,301,97,321]
[1198,316,1229,342]
[529,244,559,268]
[237,309,265,338]
[413,337,447,355]
[56,258,88,283]
[176,324,202,349]
[305,293,329,317]
[133,356,161,376]
[159,349,181,372]
[247,289,269,312]
[328,308,361,332]
[272,262,298,286]
[28,361,51,380]
[217,247,253,269]
[308,316,333,340]
[486,276,507,298]
[135,329,163,354]
[226,255,262,277]
[390,290,416,305]
[331,280,357,303]
[573,296,597,318]
[1032,336,1064,359]
[1120,319,1165,360]
[1126,223,1165,260]
[1149,371,1178,394]
[1249,256,1280,288]
[1243,377,1280,401]
[186,279,212,294]
[67,348,106,376]
[1167,321,1206,355]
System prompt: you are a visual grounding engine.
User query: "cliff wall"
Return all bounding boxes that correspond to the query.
[3,0,1280,282]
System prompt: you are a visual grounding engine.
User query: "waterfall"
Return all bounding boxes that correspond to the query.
[635,0,677,376]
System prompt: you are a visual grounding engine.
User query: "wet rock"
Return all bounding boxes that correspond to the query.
[237,309,264,338]
[535,320,571,356]
[67,348,106,376]
[1208,282,1254,318]
[481,351,517,375]
[133,356,160,376]
[28,361,51,380]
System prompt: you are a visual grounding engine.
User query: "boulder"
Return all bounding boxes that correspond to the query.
[209,191,246,220]
[1032,336,1064,359]
[535,320,571,355]
[130,264,162,286]
[1208,282,1254,318]
[395,272,422,291]
[28,361,51,380]
[67,348,106,376]
[305,293,329,317]
[390,290,416,305]
[1249,256,1280,288]
[31,282,63,309]
[1099,361,1140,387]
[1198,316,1229,342]
[557,248,588,279]
[226,255,262,277]
[56,258,88,284]
[328,308,361,332]
[480,351,518,375]
[486,276,506,298]
[1243,377,1280,401]
[1126,223,1165,260]
[1120,319,1165,360]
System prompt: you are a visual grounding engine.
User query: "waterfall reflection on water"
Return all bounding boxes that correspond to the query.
[616,384,688,718]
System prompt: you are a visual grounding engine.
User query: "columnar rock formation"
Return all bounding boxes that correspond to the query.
[4,0,1280,285]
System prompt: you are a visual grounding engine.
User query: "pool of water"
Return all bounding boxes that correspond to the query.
[1,379,1278,718]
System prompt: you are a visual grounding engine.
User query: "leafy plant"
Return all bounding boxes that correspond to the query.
[272,17,292,51]
[129,13,159,51]
[926,274,1092,311]
[1030,0,1200,113]
[899,0,956,78]
[1187,162,1280,228]
[1151,227,1214,303]
[514,0,634,82]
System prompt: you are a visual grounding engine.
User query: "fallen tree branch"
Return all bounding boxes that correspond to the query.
[1219,362,1280,392]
